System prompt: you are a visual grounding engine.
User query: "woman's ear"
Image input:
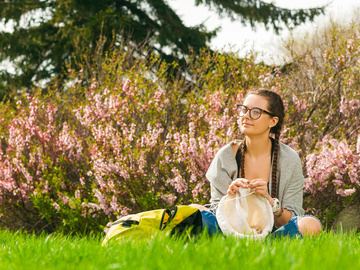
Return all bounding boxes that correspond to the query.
[270,116,279,128]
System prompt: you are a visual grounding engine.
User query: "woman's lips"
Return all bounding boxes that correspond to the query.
[242,122,252,127]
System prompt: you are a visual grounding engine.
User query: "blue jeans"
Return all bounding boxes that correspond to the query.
[271,215,322,238]
[271,216,305,238]
[201,210,222,235]
[200,210,320,238]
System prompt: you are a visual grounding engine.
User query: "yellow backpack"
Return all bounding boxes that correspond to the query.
[102,205,202,245]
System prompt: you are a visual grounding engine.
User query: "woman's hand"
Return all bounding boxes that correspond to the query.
[249,178,271,200]
[227,178,251,195]
[227,178,271,200]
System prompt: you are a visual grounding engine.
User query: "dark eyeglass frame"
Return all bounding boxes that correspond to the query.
[236,104,275,120]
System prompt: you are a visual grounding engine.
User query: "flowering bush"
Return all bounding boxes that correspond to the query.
[0,45,271,233]
[0,21,359,233]
[306,137,359,197]
[279,23,360,152]
[304,136,360,223]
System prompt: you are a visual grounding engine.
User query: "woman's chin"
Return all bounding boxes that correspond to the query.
[240,127,253,134]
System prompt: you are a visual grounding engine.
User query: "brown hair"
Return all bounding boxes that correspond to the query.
[239,88,285,198]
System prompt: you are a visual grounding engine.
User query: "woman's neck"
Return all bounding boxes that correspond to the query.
[245,135,272,158]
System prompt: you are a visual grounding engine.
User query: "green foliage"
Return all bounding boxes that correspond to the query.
[0,0,324,100]
[279,21,360,148]
[196,0,325,33]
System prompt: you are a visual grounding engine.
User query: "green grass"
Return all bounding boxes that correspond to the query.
[0,230,359,270]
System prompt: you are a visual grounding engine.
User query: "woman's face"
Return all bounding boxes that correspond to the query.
[239,94,279,137]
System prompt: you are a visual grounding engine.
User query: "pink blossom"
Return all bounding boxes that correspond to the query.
[332,180,343,187]
[75,190,81,199]
[94,189,111,215]
[53,202,61,211]
[336,188,356,197]
[167,168,187,193]
[161,194,177,205]
[357,135,360,154]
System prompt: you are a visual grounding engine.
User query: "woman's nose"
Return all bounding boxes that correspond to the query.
[243,110,251,119]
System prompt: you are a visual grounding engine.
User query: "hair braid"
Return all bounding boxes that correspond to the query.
[240,137,246,178]
[271,131,280,198]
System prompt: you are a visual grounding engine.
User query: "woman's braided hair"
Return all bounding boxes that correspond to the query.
[239,88,285,198]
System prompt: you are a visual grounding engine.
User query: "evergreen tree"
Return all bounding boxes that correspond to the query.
[0,0,324,98]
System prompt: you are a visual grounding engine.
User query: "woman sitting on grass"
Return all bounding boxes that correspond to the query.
[196,88,322,238]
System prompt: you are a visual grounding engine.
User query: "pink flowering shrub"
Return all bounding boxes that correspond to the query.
[0,21,359,233]
[306,137,359,197]
[304,136,360,223]
[0,46,271,233]
[279,23,360,152]
[0,94,101,233]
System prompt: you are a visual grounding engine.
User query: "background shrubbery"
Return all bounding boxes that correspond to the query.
[0,21,359,234]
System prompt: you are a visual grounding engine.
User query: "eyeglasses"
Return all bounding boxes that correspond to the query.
[236,104,275,120]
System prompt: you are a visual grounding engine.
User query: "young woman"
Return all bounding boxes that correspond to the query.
[198,88,322,238]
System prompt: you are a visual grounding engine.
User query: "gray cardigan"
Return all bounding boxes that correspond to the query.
[206,141,305,218]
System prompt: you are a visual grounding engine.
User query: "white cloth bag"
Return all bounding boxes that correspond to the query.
[216,188,274,239]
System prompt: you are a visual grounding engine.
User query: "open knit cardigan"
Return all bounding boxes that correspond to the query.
[205,141,305,218]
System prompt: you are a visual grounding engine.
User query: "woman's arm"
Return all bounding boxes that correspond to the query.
[205,144,238,202]
[272,202,292,228]
[280,156,305,218]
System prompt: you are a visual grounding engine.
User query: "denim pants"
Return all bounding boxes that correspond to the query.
[200,210,320,238]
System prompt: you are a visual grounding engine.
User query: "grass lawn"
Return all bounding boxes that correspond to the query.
[0,229,359,270]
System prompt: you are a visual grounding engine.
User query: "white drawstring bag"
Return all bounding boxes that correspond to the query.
[216,188,274,239]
